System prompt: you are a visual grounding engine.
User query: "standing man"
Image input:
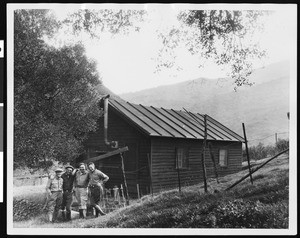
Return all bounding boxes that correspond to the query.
[87,162,109,217]
[61,165,76,221]
[74,163,90,219]
[46,168,64,222]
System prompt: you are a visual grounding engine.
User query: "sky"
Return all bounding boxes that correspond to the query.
[51,4,296,94]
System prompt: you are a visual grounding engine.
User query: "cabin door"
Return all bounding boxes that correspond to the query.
[123,142,138,197]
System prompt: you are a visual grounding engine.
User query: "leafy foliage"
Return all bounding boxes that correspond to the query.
[14,10,102,170]
[156,10,270,90]
[275,138,289,152]
[62,9,146,38]
[244,139,289,161]
[14,8,148,170]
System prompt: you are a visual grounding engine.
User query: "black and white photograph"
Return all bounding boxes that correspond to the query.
[6,3,297,236]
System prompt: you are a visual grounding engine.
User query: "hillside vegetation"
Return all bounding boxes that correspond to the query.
[121,61,290,146]
[14,152,289,228]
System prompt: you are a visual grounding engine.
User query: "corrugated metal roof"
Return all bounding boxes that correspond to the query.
[109,99,244,142]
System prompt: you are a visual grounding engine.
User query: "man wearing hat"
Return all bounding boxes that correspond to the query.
[60,164,76,221]
[45,167,64,222]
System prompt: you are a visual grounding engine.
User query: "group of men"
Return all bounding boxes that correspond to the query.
[45,162,109,222]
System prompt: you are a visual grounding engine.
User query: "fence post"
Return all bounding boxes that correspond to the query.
[201,114,208,193]
[147,153,153,197]
[208,142,219,183]
[120,184,126,207]
[136,184,140,199]
[182,108,208,193]
[175,148,181,193]
[242,123,253,185]
[120,153,130,205]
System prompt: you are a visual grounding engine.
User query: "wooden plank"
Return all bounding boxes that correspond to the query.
[83,146,129,163]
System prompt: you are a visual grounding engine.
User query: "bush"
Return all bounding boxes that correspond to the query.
[243,139,289,161]
[245,142,270,161]
[276,139,289,152]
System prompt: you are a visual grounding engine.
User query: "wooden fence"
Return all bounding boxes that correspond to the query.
[13,175,49,187]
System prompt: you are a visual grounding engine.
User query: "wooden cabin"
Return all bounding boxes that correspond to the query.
[78,98,244,198]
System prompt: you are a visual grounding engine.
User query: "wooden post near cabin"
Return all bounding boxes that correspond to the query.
[183,108,208,193]
[201,114,208,193]
[242,123,253,185]
[182,108,208,192]
[176,148,181,193]
[137,184,140,199]
[120,184,126,207]
[208,142,219,183]
[120,153,130,205]
[147,153,153,196]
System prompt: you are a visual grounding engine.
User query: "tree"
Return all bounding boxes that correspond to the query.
[62,8,146,38]
[14,10,102,170]
[14,8,146,171]
[155,10,269,90]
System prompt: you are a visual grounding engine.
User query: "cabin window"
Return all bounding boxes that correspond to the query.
[219,149,228,167]
[176,147,189,169]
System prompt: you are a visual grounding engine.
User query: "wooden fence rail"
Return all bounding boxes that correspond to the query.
[225,149,289,191]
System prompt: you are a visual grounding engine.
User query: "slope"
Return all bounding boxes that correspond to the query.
[13,152,289,228]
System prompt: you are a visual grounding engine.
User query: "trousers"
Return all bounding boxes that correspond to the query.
[61,191,73,212]
[75,187,88,209]
[89,185,104,206]
[47,191,63,213]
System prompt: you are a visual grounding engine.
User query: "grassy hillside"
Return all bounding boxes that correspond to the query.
[13,152,289,228]
[121,61,290,146]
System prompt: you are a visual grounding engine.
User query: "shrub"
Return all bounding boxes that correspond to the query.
[246,142,269,161]
[275,139,289,152]
[244,139,289,161]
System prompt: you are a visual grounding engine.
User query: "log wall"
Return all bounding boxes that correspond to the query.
[151,137,242,193]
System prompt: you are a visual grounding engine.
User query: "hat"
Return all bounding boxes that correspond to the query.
[65,165,74,170]
[55,168,63,173]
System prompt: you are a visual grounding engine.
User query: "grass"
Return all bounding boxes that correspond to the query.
[14,185,47,204]
[13,153,289,228]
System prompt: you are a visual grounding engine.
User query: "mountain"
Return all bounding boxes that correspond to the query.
[96,83,124,101]
[120,61,290,146]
